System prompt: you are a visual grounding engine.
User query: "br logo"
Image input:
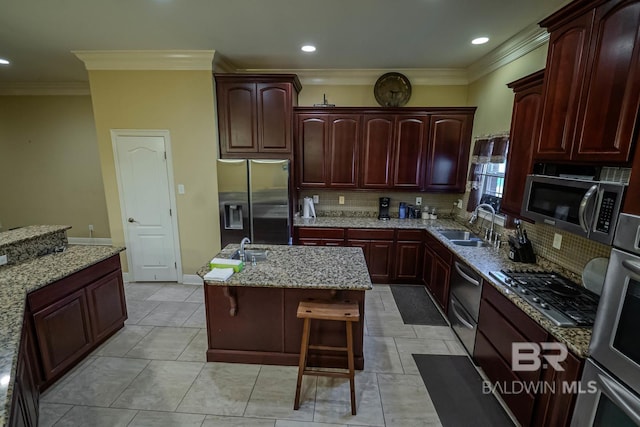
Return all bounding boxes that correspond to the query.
[512,342,568,372]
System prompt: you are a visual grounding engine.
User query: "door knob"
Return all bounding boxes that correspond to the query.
[128,217,136,223]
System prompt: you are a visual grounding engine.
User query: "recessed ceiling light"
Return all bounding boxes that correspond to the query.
[472,37,489,45]
[0,58,10,65]
[301,45,316,53]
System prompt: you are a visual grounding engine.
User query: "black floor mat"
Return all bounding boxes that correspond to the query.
[414,354,515,427]
[390,285,448,326]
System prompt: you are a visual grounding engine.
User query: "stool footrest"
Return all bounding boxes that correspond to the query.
[308,344,348,352]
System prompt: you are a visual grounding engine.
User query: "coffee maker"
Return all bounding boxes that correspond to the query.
[378,197,390,220]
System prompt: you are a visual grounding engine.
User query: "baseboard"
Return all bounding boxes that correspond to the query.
[68,237,113,246]
[183,274,204,285]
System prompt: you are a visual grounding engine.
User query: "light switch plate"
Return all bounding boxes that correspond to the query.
[0,255,7,266]
[178,184,185,194]
[553,233,562,249]
[338,195,345,205]
[313,195,319,203]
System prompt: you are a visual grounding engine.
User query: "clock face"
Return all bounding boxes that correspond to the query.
[374,72,412,107]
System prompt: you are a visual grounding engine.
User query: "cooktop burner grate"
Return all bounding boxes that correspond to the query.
[489,270,600,327]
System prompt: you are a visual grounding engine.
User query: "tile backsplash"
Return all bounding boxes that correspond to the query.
[298,190,461,218]
[299,189,612,278]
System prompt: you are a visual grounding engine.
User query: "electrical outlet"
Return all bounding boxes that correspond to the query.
[415,197,422,206]
[88,224,94,232]
[553,233,562,249]
[338,195,345,205]
[457,199,463,209]
[178,184,185,194]
[0,255,7,266]
[313,195,319,203]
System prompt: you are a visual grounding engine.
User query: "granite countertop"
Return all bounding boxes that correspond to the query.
[198,244,373,291]
[0,225,71,249]
[294,216,592,358]
[0,244,125,427]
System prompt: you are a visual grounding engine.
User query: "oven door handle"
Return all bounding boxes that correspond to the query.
[622,259,640,277]
[454,261,481,287]
[450,299,475,329]
[597,372,640,426]
[579,184,598,233]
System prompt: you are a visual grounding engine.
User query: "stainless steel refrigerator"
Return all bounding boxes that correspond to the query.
[217,159,290,247]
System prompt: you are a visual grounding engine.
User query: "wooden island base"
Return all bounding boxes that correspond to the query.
[204,285,365,370]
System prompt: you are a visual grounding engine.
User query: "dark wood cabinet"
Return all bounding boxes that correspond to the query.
[394,230,423,283]
[422,232,452,312]
[32,288,94,381]
[536,0,640,163]
[361,115,395,188]
[215,74,301,158]
[85,270,127,343]
[501,70,545,218]
[296,113,360,188]
[9,314,40,427]
[393,115,429,189]
[295,227,345,246]
[294,107,475,192]
[346,229,394,283]
[475,283,583,427]
[424,113,473,192]
[27,255,126,388]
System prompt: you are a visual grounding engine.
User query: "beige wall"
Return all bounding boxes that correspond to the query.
[87,70,220,274]
[299,84,468,107]
[0,96,110,237]
[467,44,548,137]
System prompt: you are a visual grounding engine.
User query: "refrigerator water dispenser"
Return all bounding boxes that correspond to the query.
[224,204,243,230]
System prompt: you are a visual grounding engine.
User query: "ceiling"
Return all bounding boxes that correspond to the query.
[0,0,569,84]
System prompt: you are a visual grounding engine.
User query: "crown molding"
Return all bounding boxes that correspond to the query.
[467,23,549,83]
[212,53,237,73]
[236,68,470,86]
[0,82,90,96]
[73,50,216,71]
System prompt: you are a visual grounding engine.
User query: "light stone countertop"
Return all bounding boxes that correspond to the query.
[293,216,592,359]
[0,244,125,427]
[198,244,373,291]
[0,225,71,249]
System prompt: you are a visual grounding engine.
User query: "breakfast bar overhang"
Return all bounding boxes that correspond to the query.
[197,245,372,369]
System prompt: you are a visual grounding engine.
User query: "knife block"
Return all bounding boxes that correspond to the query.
[508,236,536,263]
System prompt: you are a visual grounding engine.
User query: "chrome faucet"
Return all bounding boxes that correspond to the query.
[469,203,496,241]
[240,237,251,259]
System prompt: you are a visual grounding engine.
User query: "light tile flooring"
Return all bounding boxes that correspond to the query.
[39,282,471,427]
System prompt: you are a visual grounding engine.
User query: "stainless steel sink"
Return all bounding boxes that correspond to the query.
[438,230,481,241]
[230,249,268,261]
[450,240,491,248]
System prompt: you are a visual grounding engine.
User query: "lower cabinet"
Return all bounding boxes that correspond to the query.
[394,230,423,283]
[346,229,394,283]
[27,255,127,387]
[10,314,40,427]
[295,227,345,246]
[474,283,583,427]
[422,232,452,312]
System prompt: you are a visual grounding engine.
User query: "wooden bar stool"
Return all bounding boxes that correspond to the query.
[293,299,360,415]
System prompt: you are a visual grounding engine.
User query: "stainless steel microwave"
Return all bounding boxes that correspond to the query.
[521,174,626,245]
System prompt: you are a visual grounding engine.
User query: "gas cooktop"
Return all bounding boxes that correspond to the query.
[489,270,600,327]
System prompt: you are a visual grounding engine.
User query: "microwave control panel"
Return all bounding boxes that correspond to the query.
[595,191,617,233]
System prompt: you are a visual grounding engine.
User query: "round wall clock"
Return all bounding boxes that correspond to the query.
[374,72,412,107]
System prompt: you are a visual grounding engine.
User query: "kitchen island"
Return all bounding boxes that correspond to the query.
[197,244,372,369]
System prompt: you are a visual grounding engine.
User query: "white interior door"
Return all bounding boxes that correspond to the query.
[113,132,179,282]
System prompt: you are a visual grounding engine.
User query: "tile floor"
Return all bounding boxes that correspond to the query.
[39,282,472,426]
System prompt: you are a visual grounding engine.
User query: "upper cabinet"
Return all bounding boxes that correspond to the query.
[424,113,474,192]
[295,113,360,188]
[536,0,640,163]
[501,70,545,218]
[215,74,302,158]
[295,107,475,192]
